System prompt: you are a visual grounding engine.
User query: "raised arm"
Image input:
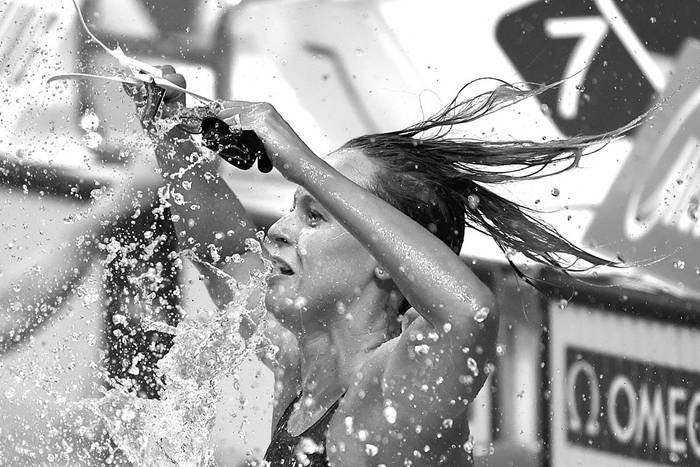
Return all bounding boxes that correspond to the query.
[130,69,299,371]
[217,100,498,421]
[219,102,495,328]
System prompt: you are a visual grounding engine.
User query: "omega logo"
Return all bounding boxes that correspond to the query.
[564,349,700,463]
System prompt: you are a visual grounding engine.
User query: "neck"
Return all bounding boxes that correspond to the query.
[295,291,392,413]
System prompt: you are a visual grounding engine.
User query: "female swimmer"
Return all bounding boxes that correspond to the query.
[135,67,624,466]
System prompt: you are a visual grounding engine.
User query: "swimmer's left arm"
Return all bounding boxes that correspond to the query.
[217,101,496,329]
[217,101,498,418]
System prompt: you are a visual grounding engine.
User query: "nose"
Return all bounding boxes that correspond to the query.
[268,215,295,246]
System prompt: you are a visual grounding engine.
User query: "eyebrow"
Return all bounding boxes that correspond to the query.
[292,190,328,214]
[292,189,312,209]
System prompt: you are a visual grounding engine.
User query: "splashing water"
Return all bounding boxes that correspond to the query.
[78,238,271,466]
[63,127,271,465]
[2,0,274,463]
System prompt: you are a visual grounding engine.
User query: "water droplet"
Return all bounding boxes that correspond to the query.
[559,299,569,310]
[90,187,105,200]
[245,238,262,254]
[463,435,475,453]
[551,188,560,197]
[63,213,79,224]
[474,307,490,323]
[383,406,397,424]
[172,192,185,205]
[459,374,473,385]
[120,408,136,421]
[467,357,479,376]
[414,344,430,355]
[295,437,323,464]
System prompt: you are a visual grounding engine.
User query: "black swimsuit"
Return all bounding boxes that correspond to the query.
[264,393,343,466]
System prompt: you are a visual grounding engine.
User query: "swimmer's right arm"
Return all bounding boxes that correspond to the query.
[132,67,259,266]
[133,67,300,371]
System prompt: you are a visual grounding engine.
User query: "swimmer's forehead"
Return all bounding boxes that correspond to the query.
[325,147,377,186]
[293,148,377,201]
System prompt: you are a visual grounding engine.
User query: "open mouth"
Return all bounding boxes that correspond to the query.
[271,256,294,276]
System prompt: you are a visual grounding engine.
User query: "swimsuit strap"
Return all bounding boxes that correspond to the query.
[264,391,345,466]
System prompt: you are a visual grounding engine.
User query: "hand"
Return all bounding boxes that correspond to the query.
[123,65,187,129]
[215,101,316,182]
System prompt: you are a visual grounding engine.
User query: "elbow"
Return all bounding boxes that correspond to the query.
[471,284,497,326]
[449,288,498,335]
[477,289,499,330]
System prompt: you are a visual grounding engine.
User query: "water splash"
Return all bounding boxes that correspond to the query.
[66,130,272,465]
[79,240,271,466]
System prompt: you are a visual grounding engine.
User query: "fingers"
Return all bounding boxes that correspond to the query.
[122,81,147,104]
[217,101,253,120]
[157,64,176,75]
[162,75,187,102]
[156,65,186,104]
[120,65,184,104]
[217,100,270,115]
[217,107,239,120]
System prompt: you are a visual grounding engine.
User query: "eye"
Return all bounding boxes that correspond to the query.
[306,209,324,226]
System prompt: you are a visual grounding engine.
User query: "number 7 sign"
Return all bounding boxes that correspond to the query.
[496,0,700,136]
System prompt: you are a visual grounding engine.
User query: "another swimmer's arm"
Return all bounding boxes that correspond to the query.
[0,182,152,354]
[0,223,98,354]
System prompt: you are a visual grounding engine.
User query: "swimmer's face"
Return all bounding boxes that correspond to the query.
[264,149,379,330]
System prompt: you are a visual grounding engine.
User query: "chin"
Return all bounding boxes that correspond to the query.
[264,283,301,328]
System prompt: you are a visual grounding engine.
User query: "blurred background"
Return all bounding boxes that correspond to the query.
[1,0,699,465]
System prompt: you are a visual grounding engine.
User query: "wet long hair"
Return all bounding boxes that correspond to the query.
[343,79,645,282]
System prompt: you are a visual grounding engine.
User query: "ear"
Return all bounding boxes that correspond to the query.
[374,265,392,281]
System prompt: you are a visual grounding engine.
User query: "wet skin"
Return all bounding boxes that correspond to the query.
[144,75,499,465]
[258,150,494,466]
